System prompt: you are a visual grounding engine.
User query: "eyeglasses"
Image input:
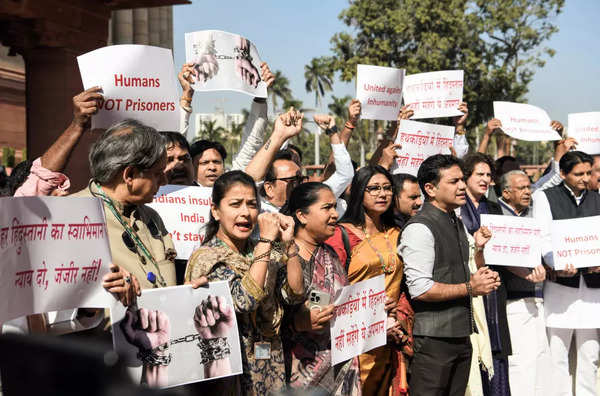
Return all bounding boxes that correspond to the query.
[365,184,393,196]
[271,175,303,184]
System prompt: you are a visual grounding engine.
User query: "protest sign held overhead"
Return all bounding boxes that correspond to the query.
[356,64,404,121]
[330,275,387,365]
[0,197,113,323]
[392,119,454,175]
[111,282,243,388]
[77,45,179,131]
[185,30,267,98]
[147,185,212,260]
[403,70,464,119]
[480,214,542,268]
[493,101,561,141]
[551,216,600,270]
[568,112,600,155]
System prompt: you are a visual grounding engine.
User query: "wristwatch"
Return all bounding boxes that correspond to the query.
[325,125,338,136]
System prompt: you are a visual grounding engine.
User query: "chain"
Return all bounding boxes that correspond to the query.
[169,333,205,346]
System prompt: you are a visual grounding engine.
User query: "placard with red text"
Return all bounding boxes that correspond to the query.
[493,101,561,141]
[356,64,404,121]
[185,30,267,98]
[147,184,212,259]
[330,275,386,365]
[77,45,179,131]
[0,197,112,323]
[402,70,464,119]
[568,112,600,155]
[392,119,454,175]
[551,215,600,270]
[480,214,542,268]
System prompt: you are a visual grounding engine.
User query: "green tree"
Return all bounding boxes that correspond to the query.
[304,58,334,108]
[269,70,293,112]
[195,120,225,142]
[328,95,352,123]
[313,0,564,163]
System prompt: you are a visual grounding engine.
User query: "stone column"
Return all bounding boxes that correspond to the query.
[148,7,161,46]
[159,7,169,49]
[132,8,149,44]
[167,7,173,50]
[112,9,133,44]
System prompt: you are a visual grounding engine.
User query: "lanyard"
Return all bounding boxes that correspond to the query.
[93,182,167,287]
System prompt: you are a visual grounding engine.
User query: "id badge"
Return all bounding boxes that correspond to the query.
[254,341,271,360]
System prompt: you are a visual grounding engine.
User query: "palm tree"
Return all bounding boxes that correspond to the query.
[269,70,292,113]
[328,95,352,124]
[195,120,225,142]
[304,58,333,108]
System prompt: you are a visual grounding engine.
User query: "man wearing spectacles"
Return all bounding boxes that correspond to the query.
[260,150,302,213]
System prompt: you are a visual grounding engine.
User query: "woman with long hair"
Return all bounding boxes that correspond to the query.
[185,170,304,395]
[327,165,412,396]
[279,182,361,395]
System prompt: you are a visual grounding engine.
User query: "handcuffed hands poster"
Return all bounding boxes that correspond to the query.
[110,282,242,388]
[77,45,179,131]
[185,30,267,97]
[356,65,404,121]
[147,185,212,259]
[0,197,112,323]
[493,101,561,141]
[402,70,464,119]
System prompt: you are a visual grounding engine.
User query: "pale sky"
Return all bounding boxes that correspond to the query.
[173,0,600,126]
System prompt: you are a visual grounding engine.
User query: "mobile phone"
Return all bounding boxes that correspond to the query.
[308,290,331,310]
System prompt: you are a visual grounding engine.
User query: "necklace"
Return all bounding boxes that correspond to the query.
[362,226,397,274]
[295,238,318,262]
[93,182,167,287]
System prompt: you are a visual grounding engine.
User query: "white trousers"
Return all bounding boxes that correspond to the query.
[506,298,553,396]
[547,327,599,396]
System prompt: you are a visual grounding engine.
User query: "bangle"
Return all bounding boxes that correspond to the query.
[465,281,473,297]
[197,337,231,364]
[344,121,356,130]
[285,241,300,260]
[258,237,275,246]
[474,245,484,253]
[253,250,271,262]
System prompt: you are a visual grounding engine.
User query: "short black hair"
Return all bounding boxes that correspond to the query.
[190,140,227,162]
[462,152,495,180]
[417,154,463,199]
[392,173,418,196]
[559,151,593,175]
[160,131,190,153]
[286,144,303,163]
[264,150,296,182]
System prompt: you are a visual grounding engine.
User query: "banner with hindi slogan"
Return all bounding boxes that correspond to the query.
[392,119,454,175]
[568,112,600,155]
[330,275,387,365]
[111,282,243,388]
[493,101,561,141]
[77,45,179,131]
[402,70,464,119]
[551,215,600,270]
[480,214,542,268]
[0,197,113,323]
[147,185,212,260]
[356,64,405,121]
[185,30,267,98]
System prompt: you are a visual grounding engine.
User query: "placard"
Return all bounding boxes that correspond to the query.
[77,45,179,131]
[402,70,464,119]
[111,282,243,388]
[493,101,561,141]
[480,214,542,268]
[0,197,112,323]
[356,64,404,121]
[147,185,212,260]
[392,119,454,175]
[185,30,267,97]
[330,275,386,365]
[551,215,600,270]
[568,112,600,155]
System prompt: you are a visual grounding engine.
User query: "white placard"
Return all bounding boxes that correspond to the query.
[493,101,561,141]
[356,64,404,121]
[392,119,454,175]
[330,275,386,365]
[0,197,113,323]
[480,214,542,268]
[185,30,267,98]
[551,215,600,270]
[111,282,242,388]
[147,185,212,260]
[402,70,464,119]
[568,112,600,155]
[77,45,179,131]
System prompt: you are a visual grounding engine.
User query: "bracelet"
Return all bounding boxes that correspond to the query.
[344,121,356,130]
[465,281,473,298]
[285,241,300,260]
[197,337,231,364]
[253,250,271,262]
[137,343,172,366]
[257,237,275,246]
[474,245,484,253]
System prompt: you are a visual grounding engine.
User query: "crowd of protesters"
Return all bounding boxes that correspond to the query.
[2,59,600,396]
